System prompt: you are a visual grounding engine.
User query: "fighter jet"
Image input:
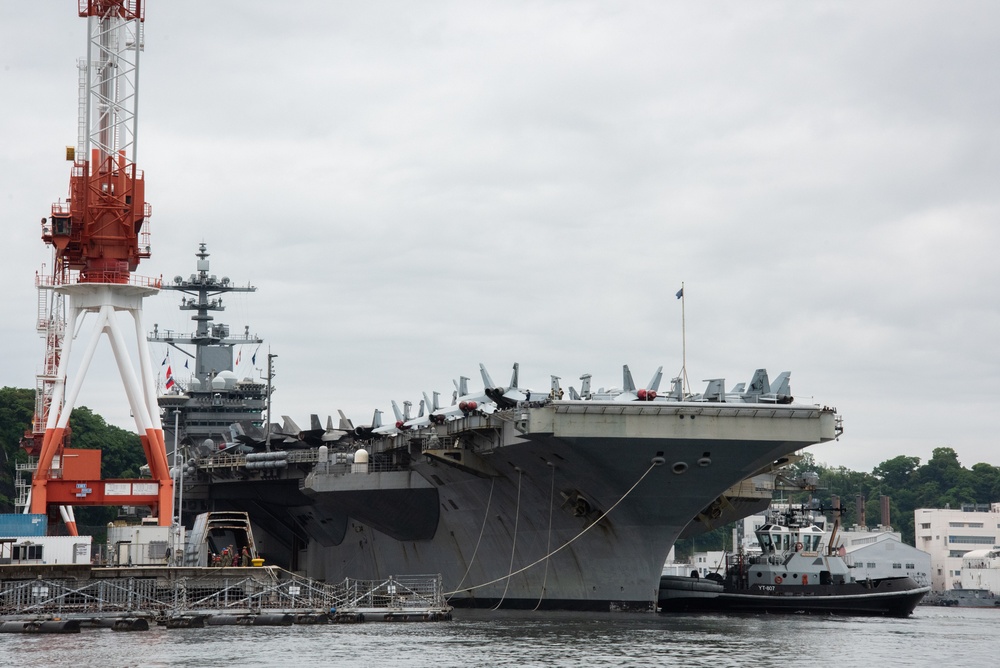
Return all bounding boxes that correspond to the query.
[611,365,664,402]
[351,409,379,439]
[278,413,353,445]
[230,419,306,450]
[403,397,433,429]
[567,374,593,401]
[431,371,497,422]
[482,363,530,408]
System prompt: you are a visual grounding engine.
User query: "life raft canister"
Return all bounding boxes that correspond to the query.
[774,575,783,584]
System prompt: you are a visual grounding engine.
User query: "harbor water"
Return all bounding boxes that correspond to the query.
[1,607,995,667]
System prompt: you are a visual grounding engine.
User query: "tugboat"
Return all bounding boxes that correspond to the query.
[659,506,930,617]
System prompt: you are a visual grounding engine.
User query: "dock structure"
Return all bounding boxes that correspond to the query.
[0,566,451,629]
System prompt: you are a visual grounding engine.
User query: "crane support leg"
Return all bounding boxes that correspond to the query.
[30,286,172,525]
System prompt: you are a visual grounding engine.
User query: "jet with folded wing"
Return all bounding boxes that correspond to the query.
[483,362,530,408]
[431,371,496,422]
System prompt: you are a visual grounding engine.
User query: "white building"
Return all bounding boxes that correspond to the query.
[914,503,1000,592]
[0,535,92,565]
[837,526,931,587]
[689,550,728,578]
[661,547,728,578]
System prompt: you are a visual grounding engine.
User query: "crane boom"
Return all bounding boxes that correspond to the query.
[44,0,151,282]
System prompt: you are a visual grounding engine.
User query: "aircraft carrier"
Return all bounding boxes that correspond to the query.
[155,247,842,612]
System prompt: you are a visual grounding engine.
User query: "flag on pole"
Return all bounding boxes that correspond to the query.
[236,349,242,366]
[165,365,175,390]
[184,359,189,369]
[675,287,684,299]
[252,345,260,366]
[162,354,168,366]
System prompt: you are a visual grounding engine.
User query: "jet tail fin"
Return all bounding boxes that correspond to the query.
[623,365,636,392]
[281,415,301,436]
[747,369,770,395]
[391,400,404,423]
[668,377,684,400]
[646,366,664,392]
[480,363,496,390]
[703,378,725,401]
[509,363,519,390]
[769,371,791,400]
[337,409,354,430]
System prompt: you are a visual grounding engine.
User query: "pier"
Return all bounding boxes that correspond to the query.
[0,565,451,631]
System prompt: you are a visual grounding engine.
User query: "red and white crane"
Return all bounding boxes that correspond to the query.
[26,0,172,530]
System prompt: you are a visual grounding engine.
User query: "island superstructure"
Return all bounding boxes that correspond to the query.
[149,243,266,519]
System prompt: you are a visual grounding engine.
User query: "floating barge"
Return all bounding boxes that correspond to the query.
[0,564,451,631]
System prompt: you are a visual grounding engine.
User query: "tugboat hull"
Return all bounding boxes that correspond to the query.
[659,575,929,617]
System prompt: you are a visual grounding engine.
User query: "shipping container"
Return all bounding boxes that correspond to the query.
[0,514,47,538]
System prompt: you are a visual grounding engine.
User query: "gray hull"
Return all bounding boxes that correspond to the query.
[286,402,839,611]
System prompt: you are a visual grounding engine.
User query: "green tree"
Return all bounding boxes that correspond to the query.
[0,388,148,520]
[67,406,145,479]
[873,455,920,489]
[969,463,1000,502]
[0,387,35,511]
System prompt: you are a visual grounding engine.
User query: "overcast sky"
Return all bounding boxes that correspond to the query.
[2,1,998,473]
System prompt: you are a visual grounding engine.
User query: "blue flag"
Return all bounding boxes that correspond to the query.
[675,287,684,299]
[161,355,168,366]
[252,345,260,366]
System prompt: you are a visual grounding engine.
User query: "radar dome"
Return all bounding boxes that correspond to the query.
[219,370,238,389]
[212,370,239,390]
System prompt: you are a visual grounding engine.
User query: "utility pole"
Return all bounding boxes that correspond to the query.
[263,352,277,451]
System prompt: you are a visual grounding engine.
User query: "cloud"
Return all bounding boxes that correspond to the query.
[2,1,998,474]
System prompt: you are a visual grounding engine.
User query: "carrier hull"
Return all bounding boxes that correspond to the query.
[192,402,839,611]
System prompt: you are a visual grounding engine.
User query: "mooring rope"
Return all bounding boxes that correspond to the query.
[444,460,659,597]
[532,462,556,611]
[492,467,523,610]
[446,476,496,603]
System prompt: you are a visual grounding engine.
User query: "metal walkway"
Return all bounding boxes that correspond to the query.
[0,570,451,623]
